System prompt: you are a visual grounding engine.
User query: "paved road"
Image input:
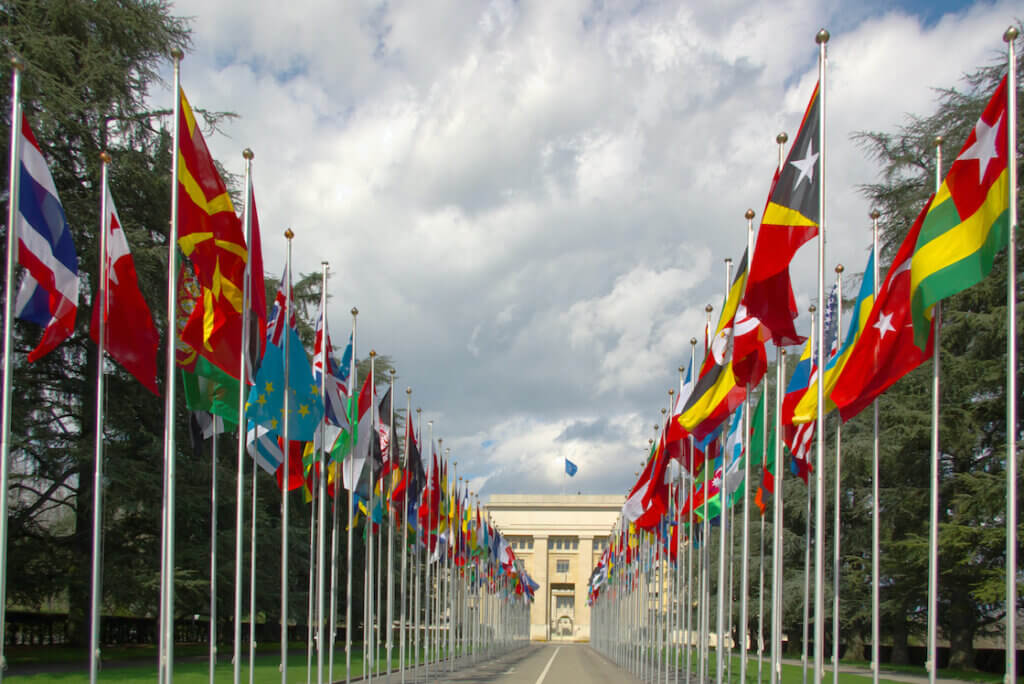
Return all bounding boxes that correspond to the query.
[389,643,642,684]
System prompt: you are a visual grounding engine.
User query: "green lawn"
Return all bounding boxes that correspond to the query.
[3,645,441,683]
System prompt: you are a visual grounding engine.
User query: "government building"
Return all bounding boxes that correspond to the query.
[486,494,623,642]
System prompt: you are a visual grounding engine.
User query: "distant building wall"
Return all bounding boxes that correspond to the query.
[486,494,623,642]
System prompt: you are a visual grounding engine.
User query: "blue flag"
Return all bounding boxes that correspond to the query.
[565,458,578,477]
[246,324,324,441]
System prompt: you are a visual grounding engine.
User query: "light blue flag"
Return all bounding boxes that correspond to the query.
[247,325,324,441]
[565,458,578,477]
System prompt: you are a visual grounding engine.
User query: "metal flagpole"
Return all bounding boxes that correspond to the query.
[414,408,423,679]
[248,449,258,684]
[674,369,684,684]
[316,262,329,684]
[307,453,318,684]
[0,56,25,684]
[701,304,713,684]
[386,370,397,678]
[366,350,378,681]
[813,28,830,684]
[832,263,844,684]
[329,440,341,684]
[926,133,943,684]
[89,152,113,684]
[803,306,816,684]
[686,339,696,684]
[449,462,457,674]
[399,388,412,684]
[159,48,185,684]
[758,504,766,684]
[740,208,756,684]
[234,147,255,684]
[870,208,881,684]
[211,428,219,684]
[281,229,295,684]
[345,308,358,684]
[424,420,434,680]
[717,257,733,684]
[770,348,786,684]
[1002,24,1019,684]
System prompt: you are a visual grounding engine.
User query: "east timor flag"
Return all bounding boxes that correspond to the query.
[910,76,1009,348]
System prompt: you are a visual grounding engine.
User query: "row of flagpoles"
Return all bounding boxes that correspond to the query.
[0,50,541,683]
[588,27,1019,684]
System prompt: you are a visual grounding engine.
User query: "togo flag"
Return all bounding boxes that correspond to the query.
[909,75,1009,348]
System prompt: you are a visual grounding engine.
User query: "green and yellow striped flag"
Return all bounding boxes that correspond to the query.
[910,75,1010,348]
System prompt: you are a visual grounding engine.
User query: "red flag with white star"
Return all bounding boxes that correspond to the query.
[830,199,935,422]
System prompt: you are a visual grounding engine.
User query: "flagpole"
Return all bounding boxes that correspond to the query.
[159,47,185,684]
[386,369,397,678]
[400,387,412,684]
[926,136,943,684]
[88,151,113,684]
[316,262,329,684]
[0,56,24,683]
[869,207,881,684]
[740,208,756,684]
[211,426,219,684]
[1002,25,1019,684]
[803,306,816,684]
[366,349,377,681]
[686,338,696,684]
[248,447,258,684]
[770,348,786,684]
[413,407,423,680]
[832,263,844,684]
[233,146,255,684]
[345,307,358,684]
[280,229,295,684]
[716,257,733,684]
[425,420,434,680]
[673,374,683,684]
[307,459,316,684]
[813,28,830,684]
[701,304,712,684]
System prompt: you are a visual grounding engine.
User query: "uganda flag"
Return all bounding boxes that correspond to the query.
[910,76,1009,348]
[176,87,248,377]
[676,251,749,440]
[741,83,820,347]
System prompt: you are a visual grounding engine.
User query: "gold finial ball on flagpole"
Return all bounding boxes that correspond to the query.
[661,408,666,416]
[406,387,412,395]
[284,228,294,240]
[322,260,329,267]
[351,307,358,316]
[705,304,713,313]
[669,388,675,396]
[369,349,376,358]
[809,304,816,313]
[100,151,111,164]
[816,28,830,44]
[725,257,732,265]
[678,366,685,373]
[170,48,184,60]
[776,132,788,145]
[11,57,24,71]
[389,369,395,376]
[934,136,943,147]
[745,209,755,220]
[781,348,787,357]
[836,264,844,274]
[690,338,697,346]
[1004,26,1018,42]
[870,209,880,220]
[243,148,254,160]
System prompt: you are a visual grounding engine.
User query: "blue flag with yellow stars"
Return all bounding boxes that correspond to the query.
[247,325,323,441]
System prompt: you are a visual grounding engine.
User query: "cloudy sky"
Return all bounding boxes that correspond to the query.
[163,0,1016,501]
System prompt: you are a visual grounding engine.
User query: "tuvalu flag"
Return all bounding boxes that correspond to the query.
[176,87,248,378]
[742,83,820,347]
[831,199,935,422]
[676,250,750,440]
[910,76,1010,348]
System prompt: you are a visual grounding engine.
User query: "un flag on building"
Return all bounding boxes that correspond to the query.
[565,458,578,477]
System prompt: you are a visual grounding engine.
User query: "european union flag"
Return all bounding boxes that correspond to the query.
[247,325,323,441]
[565,458,578,477]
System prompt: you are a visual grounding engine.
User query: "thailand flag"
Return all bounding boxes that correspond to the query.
[14,116,79,361]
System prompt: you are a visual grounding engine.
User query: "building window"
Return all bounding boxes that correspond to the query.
[528,539,534,549]
[556,560,569,573]
[555,595,573,610]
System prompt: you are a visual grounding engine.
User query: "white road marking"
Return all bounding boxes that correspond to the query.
[534,646,562,684]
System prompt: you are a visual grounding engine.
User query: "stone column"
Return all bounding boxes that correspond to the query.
[533,534,549,641]
[577,535,594,641]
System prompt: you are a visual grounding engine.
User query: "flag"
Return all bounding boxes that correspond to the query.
[748,393,774,516]
[677,250,750,440]
[343,374,374,494]
[910,76,1010,347]
[90,182,159,394]
[14,115,79,361]
[665,351,696,467]
[790,250,876,424]
[243,184,267,378]
[176,87,248,377]
[565,458,578,477]
[730,301,769,388]
[245,423,306,491]
[831,200,935,422]
[782,336,814,425]
[245,269,323,440]
[392,418,425,508]
[313,303,349,429]
[741,83,820,347]
[377,386,399,477]
[784,421,814,485]
[622,439,670,530]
